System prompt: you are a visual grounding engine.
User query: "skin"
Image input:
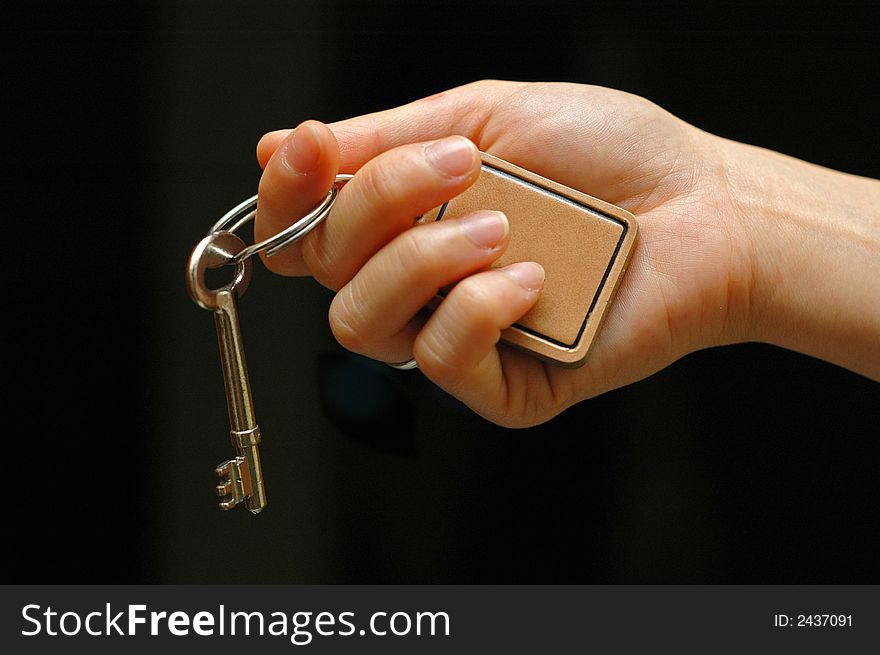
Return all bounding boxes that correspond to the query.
[254,80,880,428]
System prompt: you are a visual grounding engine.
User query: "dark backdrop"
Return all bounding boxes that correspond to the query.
[5,0,878,583]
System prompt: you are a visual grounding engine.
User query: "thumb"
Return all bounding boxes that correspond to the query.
[255,120,340,275]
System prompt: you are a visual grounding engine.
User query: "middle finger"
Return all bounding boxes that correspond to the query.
[300,135,481,290]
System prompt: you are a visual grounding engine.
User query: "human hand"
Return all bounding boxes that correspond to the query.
[254,80,880,427]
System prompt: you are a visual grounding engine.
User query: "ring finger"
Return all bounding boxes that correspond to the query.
[329,210,511,363]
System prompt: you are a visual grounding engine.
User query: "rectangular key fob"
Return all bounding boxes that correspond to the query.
[420,152,638,368]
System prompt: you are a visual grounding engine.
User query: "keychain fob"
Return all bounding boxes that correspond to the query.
[420,152,638,368]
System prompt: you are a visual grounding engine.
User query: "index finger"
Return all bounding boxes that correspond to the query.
[254,120,341,276]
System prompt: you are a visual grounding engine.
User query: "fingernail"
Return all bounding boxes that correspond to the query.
[425,136,477,177]
[502,262,545,292]
[284,122,322,174]
[460,211,509,249]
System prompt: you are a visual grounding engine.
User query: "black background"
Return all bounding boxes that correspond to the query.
[4,1,878,583]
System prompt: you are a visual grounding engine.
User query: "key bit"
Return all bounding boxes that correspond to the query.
[215,426,265,513]
[215,456,261,511]
[215,458,251,510]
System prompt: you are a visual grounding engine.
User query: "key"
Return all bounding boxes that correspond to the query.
[186,231,267,513]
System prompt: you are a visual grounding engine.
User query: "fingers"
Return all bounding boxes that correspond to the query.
[254,120,340,275]
[301,135,480,289]
[256,80,523,171]
[329,210,510,363]
[414,262,545,410]
[329,203,546,416]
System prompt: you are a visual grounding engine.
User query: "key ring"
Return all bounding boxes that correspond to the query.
[209,174,353,262]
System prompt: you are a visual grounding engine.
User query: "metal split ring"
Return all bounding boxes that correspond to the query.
[209,174,353,262]
[386,359,419,371]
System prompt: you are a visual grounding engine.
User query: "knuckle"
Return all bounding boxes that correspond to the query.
[412,326,455,378]
[358,159,401,209]
[300,230,343,290]
[389,228,433,275]
[328,290,366,353]
[446,278,497,327]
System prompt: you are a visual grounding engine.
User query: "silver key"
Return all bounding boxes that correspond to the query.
[184,175,349,513]
[186,231,267,513]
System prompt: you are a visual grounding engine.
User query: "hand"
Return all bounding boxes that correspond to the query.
[254,81,880,427]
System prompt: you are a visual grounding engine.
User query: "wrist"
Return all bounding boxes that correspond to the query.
[721,139,880,379]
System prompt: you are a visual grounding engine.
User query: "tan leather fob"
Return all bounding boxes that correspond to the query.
[420,152,638,368]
